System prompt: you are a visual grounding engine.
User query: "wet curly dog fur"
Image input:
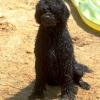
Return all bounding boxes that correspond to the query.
[29,0,90,99]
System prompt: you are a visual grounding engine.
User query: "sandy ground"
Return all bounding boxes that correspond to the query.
[0,0,100,100]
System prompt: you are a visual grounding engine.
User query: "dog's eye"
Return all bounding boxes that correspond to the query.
[40,6,49,14]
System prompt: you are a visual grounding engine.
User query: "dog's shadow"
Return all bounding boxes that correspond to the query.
[5,80,61,100]
[6,64,92,100]
[66,0,100,37]
[5,81,35,100]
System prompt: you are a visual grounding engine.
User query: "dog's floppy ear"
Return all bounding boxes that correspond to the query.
[61,5,70,23]
[35,3,41,24]
[55,1,70,24]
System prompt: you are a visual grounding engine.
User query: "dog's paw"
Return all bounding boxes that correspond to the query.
[28,93,44,100]
[79,80,91,90]
[60,85,77,100]
[60,93,76,100]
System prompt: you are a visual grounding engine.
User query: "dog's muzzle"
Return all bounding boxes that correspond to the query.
[41,12,57,27]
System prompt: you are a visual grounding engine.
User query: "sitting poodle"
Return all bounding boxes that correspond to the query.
[29,0,90,99]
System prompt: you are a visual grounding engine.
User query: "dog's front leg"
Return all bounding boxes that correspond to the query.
[29,60,46,100]
[60,61,77,100]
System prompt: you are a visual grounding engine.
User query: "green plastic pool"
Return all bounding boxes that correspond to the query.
[71,0,100,31]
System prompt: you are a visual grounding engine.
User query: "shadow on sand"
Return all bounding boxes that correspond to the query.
[5,80,61,100]
[5,81,35,100]
[6,64,92,100]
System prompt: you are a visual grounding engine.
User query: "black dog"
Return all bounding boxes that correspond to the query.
[29,0,90,99]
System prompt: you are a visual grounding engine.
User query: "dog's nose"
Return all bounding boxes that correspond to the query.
[45,15,50,19]
[41,13,56,26]
[42,12,53,20]
[41,14,51,22]
[43,15,51,20]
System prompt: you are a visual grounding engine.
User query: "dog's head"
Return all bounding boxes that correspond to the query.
[35,0,70,27]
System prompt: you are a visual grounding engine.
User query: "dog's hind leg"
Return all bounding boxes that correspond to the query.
[73,61,91,90]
